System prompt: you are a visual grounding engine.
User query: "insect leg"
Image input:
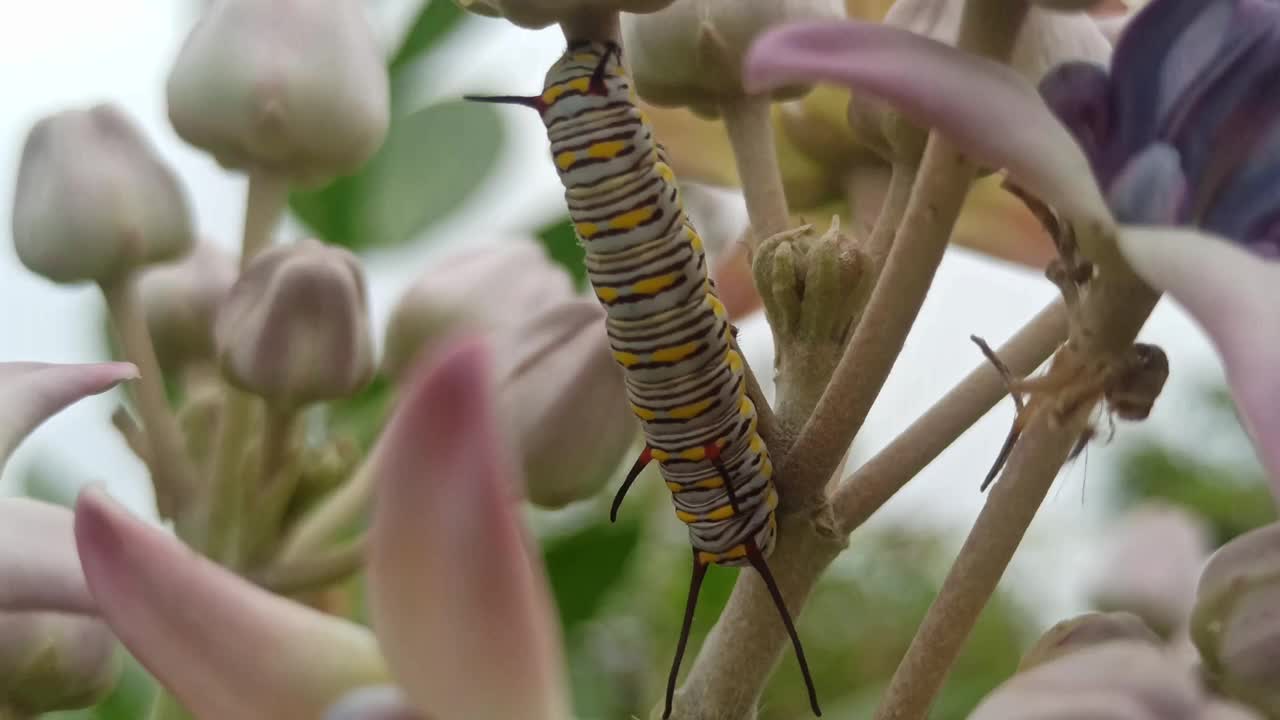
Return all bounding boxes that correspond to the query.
[746,541,821,717]
[971,335,1025,491]
[664,551,710,719]
[704,442,741,514]
[610,447,653,523]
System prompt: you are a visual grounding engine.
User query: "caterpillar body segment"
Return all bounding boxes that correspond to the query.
[468,39,820,718]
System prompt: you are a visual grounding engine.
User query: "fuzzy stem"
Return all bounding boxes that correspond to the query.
[834,300,1068,534]
[865,164,916,271]
[256,534,367,596]
[205,390,256,565]
[720,95,791,244]
[871,271,1158,720]
[240,172,287,268]
[275,458,375,564]
[100,278,196,523]
[559,11,620,43]
[241,407,298,564]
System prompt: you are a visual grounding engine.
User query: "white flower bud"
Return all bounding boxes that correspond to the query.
[216,240,374,407]
[381,241,576,381]
[0,612,120,714]
[496,300,638,508]
[1192,522,1280,716]
[12,104,194,284]
[137,240,238,373]
[1091,503,1211,638]
[456,0,675,31]
[623,0,846,114]
[1019,612,1161,670]
[167,0,390,186]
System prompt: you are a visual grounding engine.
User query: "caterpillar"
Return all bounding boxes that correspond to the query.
[470,40,821,718]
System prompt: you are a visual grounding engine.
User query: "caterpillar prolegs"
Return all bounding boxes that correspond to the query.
[470,40,821,718]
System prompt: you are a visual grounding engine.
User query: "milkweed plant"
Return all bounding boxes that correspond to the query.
[2,0,1279,718]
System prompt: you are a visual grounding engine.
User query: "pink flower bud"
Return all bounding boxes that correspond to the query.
[167,0,389,186]
[456,0,675,31]
[137,240,238,372]
[216,240,373,407]
[1019,611,1161,670]
[0,612,120,714]
[12,104,193,284]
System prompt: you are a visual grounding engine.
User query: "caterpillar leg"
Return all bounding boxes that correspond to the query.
[664,550,709,720]
[609,447,652,522]
[746,541,822,717]
[704,442,741,514]
[971,335,1026,492]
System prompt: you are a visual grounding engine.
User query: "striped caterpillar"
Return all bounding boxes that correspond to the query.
[471,40,821,717]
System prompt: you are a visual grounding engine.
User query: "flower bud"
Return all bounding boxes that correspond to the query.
[381,241,576,381]
[455,0,674,31]
[496,300,638,508]
[1192,522,1280,716]
[216,240,373,407]
[0,612,120,714]
[1019,612,1161,671]
[1091,503,1211,638]
[623,0,846,115]
[12,104,194,284]
[138,240,238,373]
[167,0,389,186]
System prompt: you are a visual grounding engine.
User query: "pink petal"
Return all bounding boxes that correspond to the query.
[367,337,570,720]
[0,498,93,614]
[324,686,427,720]
[743,21,1112,226]
[1118,228,1280,495]
[0,361,137,475]
[74,487,387,719]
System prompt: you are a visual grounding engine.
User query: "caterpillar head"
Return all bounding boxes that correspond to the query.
[466,41,627,123]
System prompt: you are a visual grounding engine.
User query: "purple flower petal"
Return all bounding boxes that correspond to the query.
[1039,61,1114,176]
[0,498,93,614]
[1117,228,1280,496]
[75,488,388,718]
[743,20,1113,228]
[367,336,570,720]
[0,361,137,477]
[1105,143,1187,224]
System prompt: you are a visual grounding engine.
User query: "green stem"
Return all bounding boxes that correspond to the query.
[864,163,916,272]
[241,406,298,564]
[205,390,257,565]
[275,458,375,564]
[255,533,368,596]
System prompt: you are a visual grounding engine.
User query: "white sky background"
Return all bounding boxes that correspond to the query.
[0,1,1242,619]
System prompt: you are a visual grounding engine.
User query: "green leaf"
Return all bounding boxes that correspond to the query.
[326,375,394,452]
[536,216,588,290]
[389,0,466,74]
[290,101,503,250]
[543,517,643,634]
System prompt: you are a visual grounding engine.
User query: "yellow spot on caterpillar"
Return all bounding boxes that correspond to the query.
[630,273,677,296]
[651,342,700,364]
[666,481,682,493]
[706,505,735,521]
[668,398,713,420]
[656,162,676,184]
[738,396,753,417]
[766,488,779,511]
[542,76,591,104]
[576,222,600,238]
[696,477,724,490]
[613,351,640,367]
[762,458,774,479]
[650,449,671,461]
[630,404,656,421]
[675,510,698,523]
[595,286,619,302]
[609,206,654,231]
[727,350,743,372]
[722,545,748,561]
[680,446,707,462]
[749,435,764,452]
[697,551,719,564]
[555,151,577,171]
[587,140,628,159]
[708,294,726,319]
[688,228,704,253]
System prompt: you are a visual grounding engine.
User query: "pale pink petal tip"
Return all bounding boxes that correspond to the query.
[74,487,387,720]
[369,335,570,720]
[0,497,94,614]
[1118,228,1280,492]
[743,21,1111,227]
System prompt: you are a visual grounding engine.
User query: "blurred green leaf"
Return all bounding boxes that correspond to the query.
[389,0,465,74]
[543,516,644,634]
[536,216,588,290]
[290,101,503,250]
[326,375,394,452]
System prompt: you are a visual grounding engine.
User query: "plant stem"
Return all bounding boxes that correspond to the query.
[834,300,1068,534]
[275,458,375,564]
[205,389,257,565]
[559,10,620,43]
[100,278,196,523]
[720,95,791,245]
[240,172,287,268]
[256,534,367,596]
[241,406,298,563]
[864,163,916,271]
[870,271,1158,720]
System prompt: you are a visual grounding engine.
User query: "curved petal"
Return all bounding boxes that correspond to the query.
[1117,228,1280,494]
[1104,143,1187,224]
[1038,61,1114,178]
[324,686,427,720]
[367,337,570,720]
[74,488,387,719]
[0,361,137,476]
[742,21,1113,228]
[0,498,93,614]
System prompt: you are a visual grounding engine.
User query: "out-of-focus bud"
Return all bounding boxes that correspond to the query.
[216,240,373,408]
[1019,611,1161,670]
[1192,522,1280,716]
[496,300,638,508]
[138,240,237,373]
[971,641,1215,720]
[166,0,389,186]
[1091,503,1211,638]
[623,0,846,115]
[0,612,120,714]
[12,104,194,284]
[381,241,576,381]
[1031,0,1106,10]
[324,686,426,720]
[455,0,674,31]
